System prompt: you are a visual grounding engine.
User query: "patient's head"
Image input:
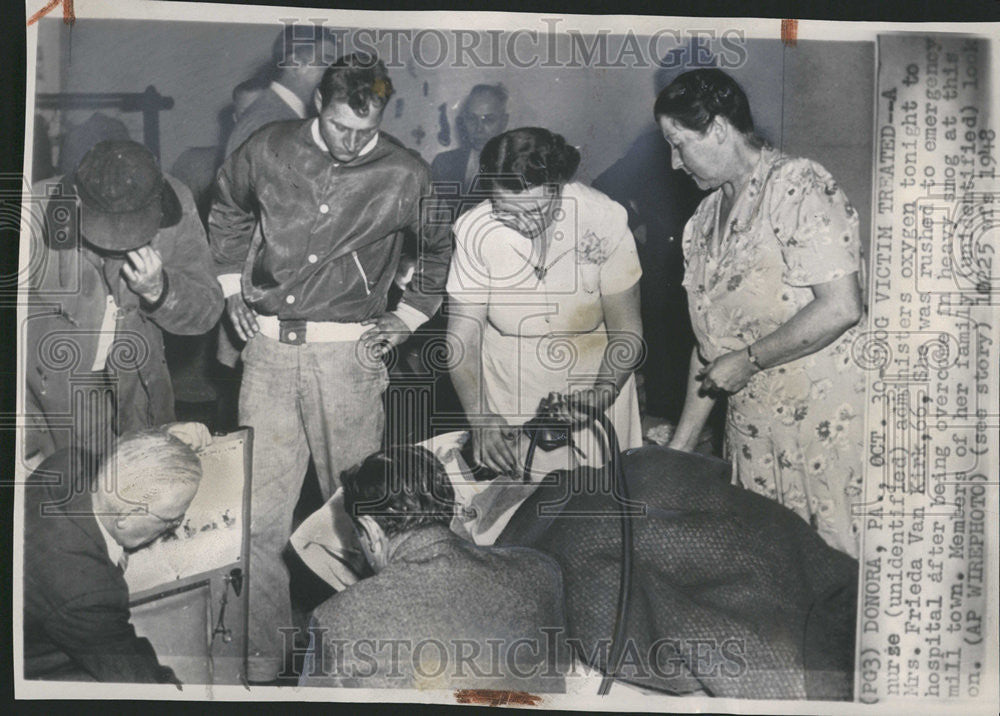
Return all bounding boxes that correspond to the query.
[92,429,203,550]
[344,445,456,572]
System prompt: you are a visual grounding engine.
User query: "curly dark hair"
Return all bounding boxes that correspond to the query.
[478,127,581,194]
[343,445,456,538]
[653,68,762,146]
[318,52,394,116]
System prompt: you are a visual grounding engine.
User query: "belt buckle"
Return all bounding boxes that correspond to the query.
[279,319,307,345]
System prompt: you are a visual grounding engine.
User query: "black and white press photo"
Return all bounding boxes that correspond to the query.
[10,1,999,712]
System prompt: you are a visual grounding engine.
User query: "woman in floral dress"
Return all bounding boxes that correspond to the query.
[446,127,644,476]
[657,69,866,557]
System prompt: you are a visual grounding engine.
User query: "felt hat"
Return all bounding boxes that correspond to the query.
[73,140,181,251]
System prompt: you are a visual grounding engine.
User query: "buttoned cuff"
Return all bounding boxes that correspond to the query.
[391,302,430,333]
[217,273,242,298]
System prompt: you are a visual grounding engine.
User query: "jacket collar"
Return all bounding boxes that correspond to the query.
[310,118,380,164]
[270,81,308,119]
[387,524,457,565]
[94,509,125,568]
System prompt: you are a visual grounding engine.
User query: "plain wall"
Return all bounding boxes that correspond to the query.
[35,19,872,251]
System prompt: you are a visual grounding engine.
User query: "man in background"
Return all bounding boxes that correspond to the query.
[167,74,272,424]
[386,84,511,440]
[23,425,209,683]
[431,83,509,194]
[170,75,271,224]
[231,76,270,128]
[224,24,339,157]
[57,112,131,177]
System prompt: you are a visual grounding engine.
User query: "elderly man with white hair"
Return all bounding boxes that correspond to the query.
[22,423,210,684]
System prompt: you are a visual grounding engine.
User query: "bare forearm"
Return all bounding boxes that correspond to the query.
[595,330,643,391]
[698,274,864,396]
[446,312,490,419]
[749,291,861,371]
[450,353,486,418]
[669,347,716,451]
[597,283,643,393]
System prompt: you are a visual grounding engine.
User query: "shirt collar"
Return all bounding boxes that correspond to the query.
[94,511,126,570]
[270,81,308,118]
[310,119,380,162]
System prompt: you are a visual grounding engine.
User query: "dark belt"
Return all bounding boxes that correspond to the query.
[278,319,307,345]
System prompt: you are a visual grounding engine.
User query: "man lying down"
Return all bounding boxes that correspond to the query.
[295,432,858,700]
[297,443,570,692]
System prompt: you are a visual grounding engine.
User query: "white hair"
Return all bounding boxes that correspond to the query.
[96,429,202,513]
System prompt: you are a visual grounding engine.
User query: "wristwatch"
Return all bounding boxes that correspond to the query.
[746,344,763,370]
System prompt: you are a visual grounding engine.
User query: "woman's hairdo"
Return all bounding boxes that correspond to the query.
[318,53,394,116]
[478,127,581,193]
[654,68,756,138]
[343,445,456,538]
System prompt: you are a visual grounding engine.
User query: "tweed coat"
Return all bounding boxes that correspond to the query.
[302,525,567,691]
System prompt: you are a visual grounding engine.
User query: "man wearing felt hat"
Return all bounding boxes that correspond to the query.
[24,140,224,464]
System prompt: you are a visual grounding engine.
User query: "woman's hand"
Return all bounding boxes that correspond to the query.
[473,414,520,476]
[564,383,618,427]
[697,349,758,395]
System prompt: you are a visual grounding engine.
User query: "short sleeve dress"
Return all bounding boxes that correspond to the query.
[681,146,866,557]
[447,182,643,457]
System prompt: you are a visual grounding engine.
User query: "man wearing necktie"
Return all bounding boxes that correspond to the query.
[430,83,510,195]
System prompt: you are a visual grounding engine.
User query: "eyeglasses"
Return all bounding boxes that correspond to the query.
[146,508,186,530]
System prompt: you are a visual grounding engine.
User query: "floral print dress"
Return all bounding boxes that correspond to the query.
[681,147,866,557]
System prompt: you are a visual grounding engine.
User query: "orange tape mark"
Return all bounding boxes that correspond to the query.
[454,689,542,707]
[781,19,799,47]
[27,0,75,27]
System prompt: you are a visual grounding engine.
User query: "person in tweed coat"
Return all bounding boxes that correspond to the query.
[301,445,568,692]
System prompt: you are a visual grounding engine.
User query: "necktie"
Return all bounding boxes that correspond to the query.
[117,552,129,572]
